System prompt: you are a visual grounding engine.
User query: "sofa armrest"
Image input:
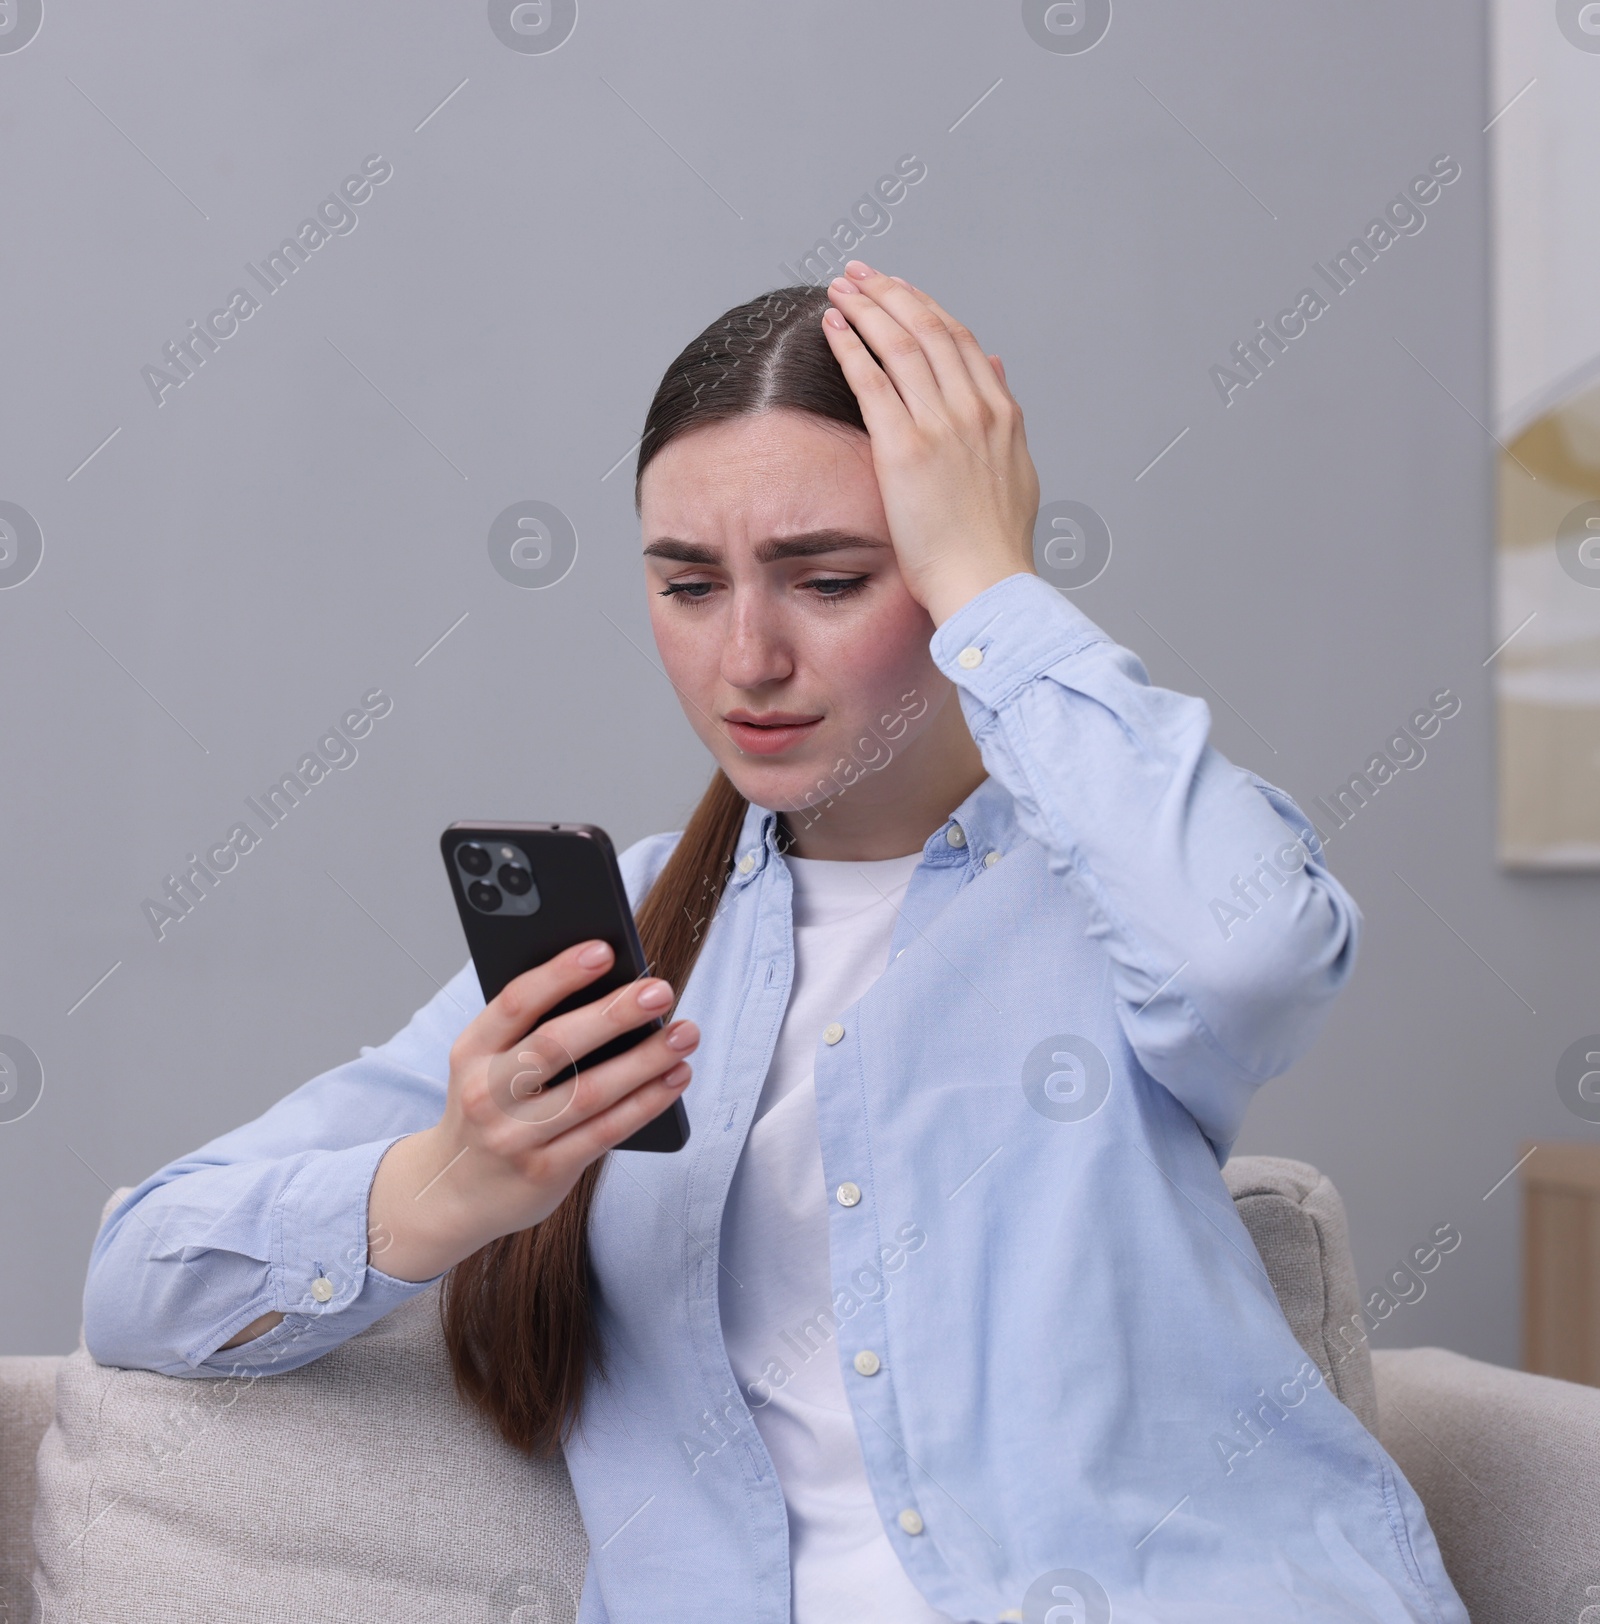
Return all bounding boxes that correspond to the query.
[1223,1154,1378,1434]
[1372,1346,1600,1623]
[0,1355,62,1607]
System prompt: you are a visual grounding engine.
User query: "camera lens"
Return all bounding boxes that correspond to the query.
[499,863,533,896]
[468,880,501,911]
[457,843,491,877]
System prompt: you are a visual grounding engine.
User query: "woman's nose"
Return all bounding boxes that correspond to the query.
[719,594,794,688]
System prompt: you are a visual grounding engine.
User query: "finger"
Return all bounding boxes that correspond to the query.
[542,1060,694,1174]
[833,261,984,417]
[890,277,1015,414]
[830,274,1013,492]
[456,940,621,1062]
[826,272,959,423]
[488,1023,584,1125]
[490,1017,698,1134]
[525,969,678,1076]
[826,285,1008,489]
[555,1019,698,1135]
[819,304,917,448]
[989,353,1008,388]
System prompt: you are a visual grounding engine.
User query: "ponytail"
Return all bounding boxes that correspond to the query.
[441,770,749,1455]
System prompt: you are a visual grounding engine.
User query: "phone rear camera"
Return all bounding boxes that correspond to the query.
[454,836,539,915]
[499,863,533,896]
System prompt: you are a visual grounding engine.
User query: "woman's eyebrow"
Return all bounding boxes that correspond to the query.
[642,529,891,565]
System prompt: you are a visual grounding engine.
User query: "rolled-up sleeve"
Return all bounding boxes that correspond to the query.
[928,570,1361,1152]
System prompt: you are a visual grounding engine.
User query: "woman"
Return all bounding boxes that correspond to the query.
[85,264,1466,1623]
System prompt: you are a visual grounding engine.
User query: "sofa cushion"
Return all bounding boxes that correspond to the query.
[1221,1153,1379,1434]
[1372,1345,1600,1624]
[31,1284,587,1623]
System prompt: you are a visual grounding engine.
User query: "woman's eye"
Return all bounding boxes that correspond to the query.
[658,581,716,606]
[657,576,869,608]
[804,575,869,603]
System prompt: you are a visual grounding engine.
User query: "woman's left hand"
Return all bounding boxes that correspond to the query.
[820,261,1041,627]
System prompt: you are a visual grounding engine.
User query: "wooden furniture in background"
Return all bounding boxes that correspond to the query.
[1522,1140,1600,1386]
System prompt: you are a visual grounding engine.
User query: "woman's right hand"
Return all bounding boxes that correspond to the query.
[366,939,697,1284]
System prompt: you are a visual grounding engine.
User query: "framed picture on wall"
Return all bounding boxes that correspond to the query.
[1491,0,1600,865]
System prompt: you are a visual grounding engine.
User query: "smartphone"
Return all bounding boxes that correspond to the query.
[440,821,689,1153]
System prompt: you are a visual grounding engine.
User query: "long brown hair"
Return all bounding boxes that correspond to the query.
[443,283,869,1455]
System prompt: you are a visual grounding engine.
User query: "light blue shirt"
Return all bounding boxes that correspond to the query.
[85,572,1466,1623]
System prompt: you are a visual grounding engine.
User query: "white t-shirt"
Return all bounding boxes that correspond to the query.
[718,850,954,1624]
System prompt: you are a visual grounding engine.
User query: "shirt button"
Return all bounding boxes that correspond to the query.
[898,1508,925,1535]
[823,1022,845,1045]
[835,1181,862,1207]
[310,1276,334,1303]
[957,645,984,669]
[853,1349,881,1376]
[984,849,999,867]
[737,852,755,874]
[945,824,966,848]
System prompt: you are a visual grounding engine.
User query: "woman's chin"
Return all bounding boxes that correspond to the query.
[718,755,829,814]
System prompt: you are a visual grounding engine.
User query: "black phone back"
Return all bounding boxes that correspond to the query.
[440,821,689,1153]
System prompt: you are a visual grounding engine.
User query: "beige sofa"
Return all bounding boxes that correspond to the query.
[2,1159,1596,1622]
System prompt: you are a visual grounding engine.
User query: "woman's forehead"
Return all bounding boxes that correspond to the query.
[640,414,882,543]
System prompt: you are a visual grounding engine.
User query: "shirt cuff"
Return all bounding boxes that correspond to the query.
[190,1134,443,1373]
[192,1264,437,1377]
[928,571,1110,710]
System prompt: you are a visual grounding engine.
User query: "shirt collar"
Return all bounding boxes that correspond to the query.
[726,772,1018,888]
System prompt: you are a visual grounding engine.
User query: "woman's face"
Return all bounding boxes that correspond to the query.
[640,408,967,833]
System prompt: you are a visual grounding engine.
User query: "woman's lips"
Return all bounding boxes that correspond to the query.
[724,716,822,756]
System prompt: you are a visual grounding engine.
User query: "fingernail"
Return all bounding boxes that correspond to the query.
[665,1021,699,1052]
[891,275,910,287]
[823,309,847,330]
[829,275,854,294]
[577,942,611,967]
[845,260,874,279]
[666,1061,692,1088]
[637,980,673,1009]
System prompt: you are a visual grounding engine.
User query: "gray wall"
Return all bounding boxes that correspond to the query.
[1,0,1586,1371]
